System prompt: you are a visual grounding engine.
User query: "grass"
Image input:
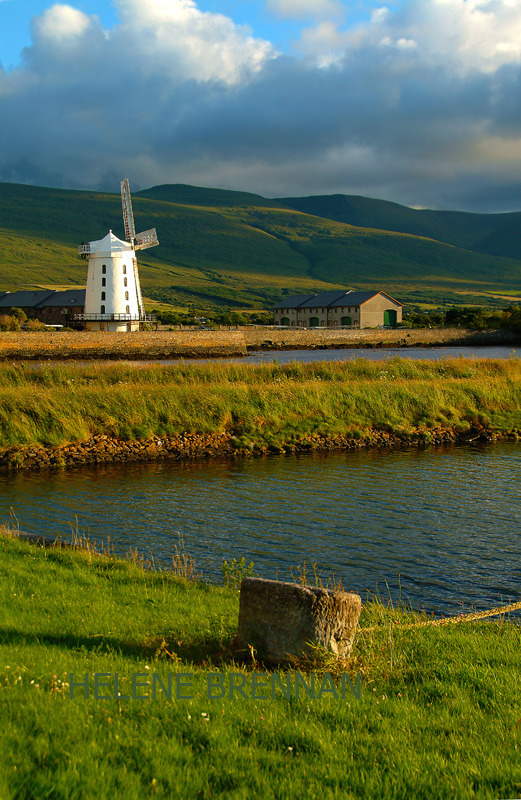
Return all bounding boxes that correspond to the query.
[0,357,520,450]
[0,529,520,799]
[2,181,521,310]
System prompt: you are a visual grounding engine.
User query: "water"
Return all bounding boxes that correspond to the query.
[243,345,519,366]
[1,442,520,617]
[25,344,519,369]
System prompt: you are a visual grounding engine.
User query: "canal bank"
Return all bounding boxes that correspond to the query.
[0,327,517,361]
[1,357,520,473]
[0,423,512,472]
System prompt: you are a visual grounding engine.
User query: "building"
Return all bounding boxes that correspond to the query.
[78,231,144,332]
[274,290,402,328]
[75,180,158,332]
[0,289,86,326]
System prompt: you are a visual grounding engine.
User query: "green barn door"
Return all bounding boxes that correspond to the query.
[309,317,319,327]
[384,310,397,327]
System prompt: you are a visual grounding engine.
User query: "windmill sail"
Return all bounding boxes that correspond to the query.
[119,179,159,318]
[135,227,159,250]
[120,179,136,243]
[132,256,145,318]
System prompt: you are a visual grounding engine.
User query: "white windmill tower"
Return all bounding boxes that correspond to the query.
[77,179,159,332]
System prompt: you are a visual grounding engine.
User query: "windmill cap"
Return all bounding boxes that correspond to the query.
[87,230,133,255]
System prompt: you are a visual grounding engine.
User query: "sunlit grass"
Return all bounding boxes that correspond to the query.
[0,533,520,799]
[0,358,520,449]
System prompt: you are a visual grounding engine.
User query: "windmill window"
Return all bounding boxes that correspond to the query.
[124,277,128,287]
[102,265,107,274]
[102,278,106,287]
[126,305,130,314]
[101,292,106,301]
[101,305,105,314]
[123,265,127,274]
[125,291,129,301]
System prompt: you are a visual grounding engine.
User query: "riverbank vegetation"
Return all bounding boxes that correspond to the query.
[0,530,520,799]
[0,358,520,453]
[403,304,521,330]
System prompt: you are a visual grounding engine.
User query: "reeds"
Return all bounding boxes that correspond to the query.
[0,357,520,449]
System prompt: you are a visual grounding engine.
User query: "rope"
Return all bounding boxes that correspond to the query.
[359,599,521,634]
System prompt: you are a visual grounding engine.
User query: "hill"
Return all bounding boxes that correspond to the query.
[1,181,521,311]
[277,193,521,252]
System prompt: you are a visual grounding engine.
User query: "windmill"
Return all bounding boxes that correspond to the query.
[120,179,159,318]
[77,179,159,332]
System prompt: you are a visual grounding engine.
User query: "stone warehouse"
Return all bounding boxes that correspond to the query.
[274,290,402,328]
[0,290,86,326]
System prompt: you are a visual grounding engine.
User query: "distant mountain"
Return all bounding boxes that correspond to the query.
[277,194,521,252]
[471,216,521,260]
[137,183,284,209]
[1,181,521,310]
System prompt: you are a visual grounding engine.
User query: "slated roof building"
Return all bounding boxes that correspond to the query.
[0,290,55,309]
[0,289,86,325]
[274,290,402,328]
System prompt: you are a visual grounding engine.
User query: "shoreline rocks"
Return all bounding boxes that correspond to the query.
[0,424,513,474]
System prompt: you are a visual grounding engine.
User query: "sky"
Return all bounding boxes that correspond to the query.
[1,0,521,212]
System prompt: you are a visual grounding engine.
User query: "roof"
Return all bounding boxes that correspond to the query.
[329,291,380,307]
[38,290,86,307]
[297,290,353,308]
[88,230,132,255]
[0,292,7,303]
[331,290,402,308]
[0,290,55,309]
[294,290,352,308]
[0,289,86,310]
[274,289,403,310]
[274,294,317,310]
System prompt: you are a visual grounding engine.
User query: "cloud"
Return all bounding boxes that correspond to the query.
[32,4,92,41]
[265,0,343,20]
[2,0,521,210]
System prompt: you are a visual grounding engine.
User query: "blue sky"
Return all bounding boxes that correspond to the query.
[0,0,381,67]
[1,0,521,211]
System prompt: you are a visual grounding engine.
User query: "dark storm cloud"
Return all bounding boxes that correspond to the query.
[2,0,521,210]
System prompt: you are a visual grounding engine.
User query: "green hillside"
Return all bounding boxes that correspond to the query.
[471,215,521,260]
[277,193,521,251]
[1,181,521,311]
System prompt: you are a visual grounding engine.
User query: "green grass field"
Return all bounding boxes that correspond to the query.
[0,530,520,799]
[0,358,520,451]
[2,182,521,310]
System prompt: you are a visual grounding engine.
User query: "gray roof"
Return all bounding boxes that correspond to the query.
[38,290,86,307]
[0,290,55,309]
[329,290,380,307]
[274,293,317,310]
[275,289,403,311]
[0,289,86,309]
[297,290,352,308]
[0,292,7,302]
[330,290,402,307]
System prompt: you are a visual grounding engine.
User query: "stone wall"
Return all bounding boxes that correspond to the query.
[243,327,517,349]
[0,327,516,361]
[0,330,247,360]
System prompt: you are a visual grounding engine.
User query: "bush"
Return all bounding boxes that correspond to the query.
[0,315,20,332]
[9,307,27,323]
[25,319,49,331]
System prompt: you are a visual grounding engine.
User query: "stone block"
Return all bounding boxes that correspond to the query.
[236,577,361,663]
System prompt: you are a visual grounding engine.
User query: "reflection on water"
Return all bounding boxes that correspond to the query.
[1,443,520,616]
[25,344,519,369]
